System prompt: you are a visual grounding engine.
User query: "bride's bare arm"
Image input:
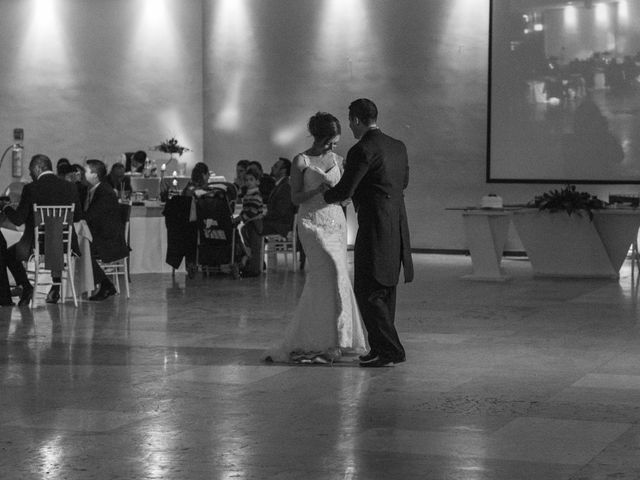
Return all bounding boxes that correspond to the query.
[290,154,325,206]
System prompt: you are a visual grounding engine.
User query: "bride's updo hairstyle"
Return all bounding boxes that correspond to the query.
[308,112,341,143]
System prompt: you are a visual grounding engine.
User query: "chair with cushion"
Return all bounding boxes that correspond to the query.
[96,202,131,297]
[27,204,77,307]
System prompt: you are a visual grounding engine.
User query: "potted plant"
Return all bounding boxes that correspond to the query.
[511,185,637,278]
[528,184,607,220]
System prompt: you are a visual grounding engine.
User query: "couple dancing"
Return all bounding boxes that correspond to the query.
[265,98,414,367]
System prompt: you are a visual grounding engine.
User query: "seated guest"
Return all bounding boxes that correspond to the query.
[56,157,71,177]
[235,167,264,277]
[233,159,250,199]
[260,157,305,268]
[71,163,89,209]
[59,163,88,208]
[83,159,130,301]
[1,154,81,305]
[182,162,210,197]
[125,150,146,174]
[249,160,276,200]
[105,162,132,198]
[58,163,77,182]
[261,157,295,237]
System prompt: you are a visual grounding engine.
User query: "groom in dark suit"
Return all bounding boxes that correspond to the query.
[324,98,413,367]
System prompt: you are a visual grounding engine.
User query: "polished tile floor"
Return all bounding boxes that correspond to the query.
[2,254,640,480]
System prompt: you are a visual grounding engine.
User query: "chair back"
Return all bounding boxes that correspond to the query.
[33,205,75,271]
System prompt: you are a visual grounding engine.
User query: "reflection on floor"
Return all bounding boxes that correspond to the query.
[2,254,640,479]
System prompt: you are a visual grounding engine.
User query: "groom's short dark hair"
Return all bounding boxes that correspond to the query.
[349,98,378,126]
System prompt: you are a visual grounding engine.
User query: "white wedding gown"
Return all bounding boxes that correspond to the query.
[265,152,367,363]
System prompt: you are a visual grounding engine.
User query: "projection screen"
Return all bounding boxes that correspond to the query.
[488,0,640,183]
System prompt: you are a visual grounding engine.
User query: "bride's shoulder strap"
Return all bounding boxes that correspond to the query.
[292,153,309,172]
[296,153,309,167]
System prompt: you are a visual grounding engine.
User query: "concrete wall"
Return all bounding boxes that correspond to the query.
[0,0,630,251]
[0,0,203,176]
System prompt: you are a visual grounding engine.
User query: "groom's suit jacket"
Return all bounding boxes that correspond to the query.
[324,128,413,286]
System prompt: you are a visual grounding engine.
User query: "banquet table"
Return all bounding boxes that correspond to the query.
[129,202,185,274]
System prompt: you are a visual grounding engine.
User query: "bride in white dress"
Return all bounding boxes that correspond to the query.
[265,112,367,364]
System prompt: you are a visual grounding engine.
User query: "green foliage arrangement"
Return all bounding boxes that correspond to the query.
[153,137,191,156]
[528,184,607,220]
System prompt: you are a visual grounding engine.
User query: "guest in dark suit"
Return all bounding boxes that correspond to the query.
[71,163,89,208]
[261,158,295,237]
[260,157,305,269]
[1,154,82,306]
[324,98,414,368]
[249,160,276,200]
[84,159,130,301]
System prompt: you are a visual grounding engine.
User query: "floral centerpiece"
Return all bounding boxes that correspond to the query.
[152,137,191,156]
[528,184,607,220]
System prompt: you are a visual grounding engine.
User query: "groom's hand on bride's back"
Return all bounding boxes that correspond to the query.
[315,183,330,195]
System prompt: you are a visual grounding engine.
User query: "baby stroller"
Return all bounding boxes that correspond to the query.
[196,183,244,278]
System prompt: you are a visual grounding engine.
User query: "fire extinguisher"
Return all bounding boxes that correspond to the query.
[11,145,23,178]
[12,128,24,178]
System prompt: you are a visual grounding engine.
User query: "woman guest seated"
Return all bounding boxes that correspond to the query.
[106,162,132,199]
[125,150,147,174]
[56,157,71,177]
[182,162,210,197]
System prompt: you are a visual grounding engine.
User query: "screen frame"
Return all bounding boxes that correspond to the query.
[486,0,640,185]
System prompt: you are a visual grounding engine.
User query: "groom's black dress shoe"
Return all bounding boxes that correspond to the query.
[358,352,378,363]
[359,356,395,368]
[18,286,33,307]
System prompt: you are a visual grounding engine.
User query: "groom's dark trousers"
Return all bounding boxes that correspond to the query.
[354,269,404,361]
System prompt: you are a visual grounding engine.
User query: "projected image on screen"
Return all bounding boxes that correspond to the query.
[489,0,640,183]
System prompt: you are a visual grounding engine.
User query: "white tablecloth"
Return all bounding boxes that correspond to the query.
[129,215,185,274]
